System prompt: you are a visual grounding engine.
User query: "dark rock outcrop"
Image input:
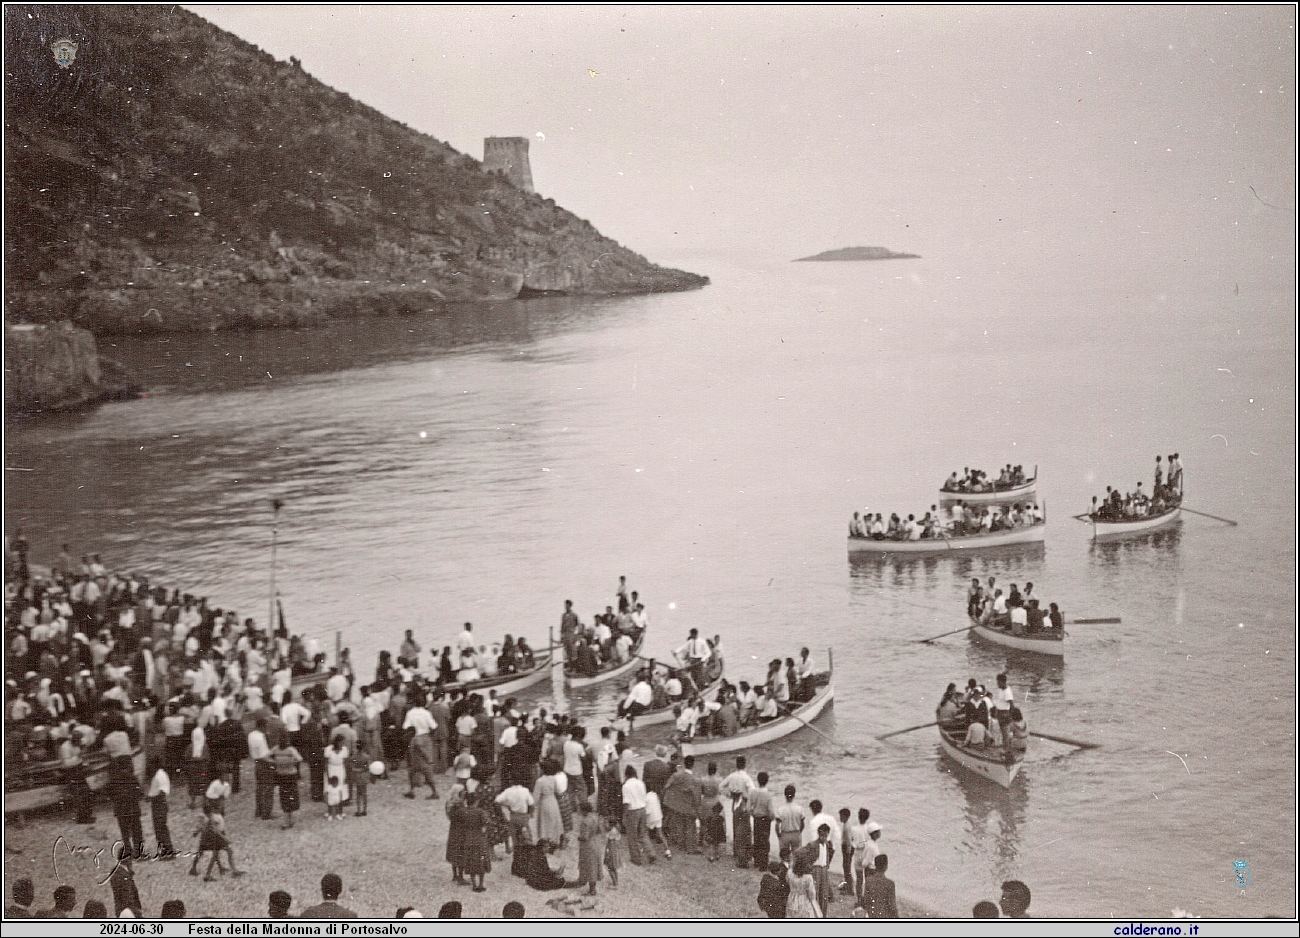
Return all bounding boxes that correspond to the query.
[5,322,140,416]
[4,5,707,335]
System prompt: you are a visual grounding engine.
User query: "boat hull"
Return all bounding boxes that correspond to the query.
[1087,507,1181,541]
[848,523,1045,555]
[938,728,1021,788]
[440,651,555,698]
[681,681,834,757]
[5,747,147,817]
[970,621,1064,658]
[939,479,1037,504]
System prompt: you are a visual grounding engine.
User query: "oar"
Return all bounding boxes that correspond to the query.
[876,721,937,741]
[916,624,978,644]
[918,616,1121,643]
[1181,507,1238,526]
[1029,730,1100,750]
[786,706,855,756]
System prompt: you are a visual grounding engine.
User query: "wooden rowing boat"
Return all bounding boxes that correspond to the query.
[681,662,834,757]
[5,747,146,817]
[940,471,1037,504]
[1078,504,1181,541]
[848,521,1045,555]
[617,659,726,731]
[968,615,1064,658]
[437,650,555,698]
[938,724,1023,788]
[566,632,646,688]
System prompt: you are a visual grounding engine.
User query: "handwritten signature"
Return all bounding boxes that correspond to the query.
[52,836,198,886]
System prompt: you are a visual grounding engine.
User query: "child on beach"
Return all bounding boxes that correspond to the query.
[706,802,728,861]
[190,811,243,881]
[350,750,371,817]
[603,819,622,887]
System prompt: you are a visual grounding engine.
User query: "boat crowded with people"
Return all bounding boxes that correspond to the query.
[680,650,833,757]
[848,502,1046,555]
[1078,454,1183,542]
[940,465,1037,503]
[566,630,646,689]
[964,578,1065,658]
[935,679,1027,788]
[611,656,725,732]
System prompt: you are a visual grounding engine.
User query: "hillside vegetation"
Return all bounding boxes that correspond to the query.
[4,5,707,333]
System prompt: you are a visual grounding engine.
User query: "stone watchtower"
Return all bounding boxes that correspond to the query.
[483,136,535,193]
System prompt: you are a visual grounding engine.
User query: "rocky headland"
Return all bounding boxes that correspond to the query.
[4,6,706,340]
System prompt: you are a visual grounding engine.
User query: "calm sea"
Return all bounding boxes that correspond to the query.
[6,255,1295,917]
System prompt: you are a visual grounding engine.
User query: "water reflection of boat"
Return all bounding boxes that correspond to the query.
[849,543,1046,585]
[934,751,1029,864]
[964,643,1065,694]
[1089,523,1183,564]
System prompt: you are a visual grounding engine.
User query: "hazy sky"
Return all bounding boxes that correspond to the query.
[193,5,1296,283]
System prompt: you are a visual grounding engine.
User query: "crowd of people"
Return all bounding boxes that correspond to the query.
[560,579,648,679]
[1090,454,1184,521]
[849,499,1043,541]
[936,675,1029,759]
[941,465,1033,493]
[391,622,540,687]
[966,577,1064,638]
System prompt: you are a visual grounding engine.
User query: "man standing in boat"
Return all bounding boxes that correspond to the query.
[678,629,712,692]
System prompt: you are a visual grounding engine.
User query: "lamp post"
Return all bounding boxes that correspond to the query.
[269,498,283,633]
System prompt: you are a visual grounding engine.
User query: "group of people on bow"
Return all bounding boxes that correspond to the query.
[941,465,1032,493]
[1090,453,1184,521]
[967,577,1064,637]
[561,578,648,678]
[850,500,1042,541]
[936,675,1028,757]
[388,624,539,688]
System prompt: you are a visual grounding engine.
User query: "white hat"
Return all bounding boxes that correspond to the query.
[401,910,424,918]
[866,821,882,834]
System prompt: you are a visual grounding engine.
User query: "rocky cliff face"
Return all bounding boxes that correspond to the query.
[5,322,137,415]
[4,5,707,335]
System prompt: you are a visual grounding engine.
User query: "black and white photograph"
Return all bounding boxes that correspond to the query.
[3,4,1296,927]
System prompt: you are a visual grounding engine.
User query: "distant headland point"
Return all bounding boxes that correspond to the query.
[794,246,921,262]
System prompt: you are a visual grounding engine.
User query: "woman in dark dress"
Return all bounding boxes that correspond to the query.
[438,648,456,685]
[460,792,492,892]
[446,791,468,885]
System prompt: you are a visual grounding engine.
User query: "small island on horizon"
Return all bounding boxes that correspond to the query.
[794,246,921,262]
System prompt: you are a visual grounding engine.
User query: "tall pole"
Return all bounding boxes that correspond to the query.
[269,498,283,634]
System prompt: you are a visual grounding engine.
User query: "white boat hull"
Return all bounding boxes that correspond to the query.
[441,651,555,697]
[938,729,1022,788]
[1087,507,1181,541]
[970,621,1064,658]
[939,479,1037,504]
[681,681,834,757]
[848,523,1045,555]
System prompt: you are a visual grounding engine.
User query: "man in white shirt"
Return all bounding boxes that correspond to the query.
[722,756,755,867]
[402,698,439,800]
[620,678,654,720]
[495,783,534,851]
[622,766,656,865]
[664,675,684,700]
[678,629,712,690]
[247,717,276,820]
[456,623,476,652]
[325,668,350,704]
[614,632,633,663]
[1009,604,1028,634]
[631,604,649,633]
[674,703,698,739]
[804,798,842,847]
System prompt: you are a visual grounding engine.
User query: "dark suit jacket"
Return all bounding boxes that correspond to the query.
[661,769,702,817]
[860,873,898,918]
[299,900,358,918]
[641,758,672,797]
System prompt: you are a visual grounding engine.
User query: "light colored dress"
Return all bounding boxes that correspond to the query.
[532,774,564,846]
[325,745,350,800]
[786,871,822,918]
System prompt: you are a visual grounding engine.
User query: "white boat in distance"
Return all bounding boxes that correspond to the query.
[681,661,834,757]
[969,616,1065,659]
[940,469,1037,504]
[848,521,1045,555]
[938,724,1023,788]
